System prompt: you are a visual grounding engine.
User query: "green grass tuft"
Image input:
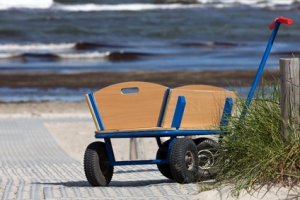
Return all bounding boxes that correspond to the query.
[216,80,300,196]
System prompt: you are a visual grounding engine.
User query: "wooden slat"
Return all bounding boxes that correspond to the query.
[178,126,219,130]
[175,85,227,91]
[93,82,168,130]
[162,89,236,129]
[95,127,176,134]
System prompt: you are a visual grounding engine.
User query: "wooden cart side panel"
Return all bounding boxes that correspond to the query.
[175,85,227,91]
[162,89,236,129]
[93,82,168,130]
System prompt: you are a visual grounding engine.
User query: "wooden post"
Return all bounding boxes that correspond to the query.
[280,58,299,139]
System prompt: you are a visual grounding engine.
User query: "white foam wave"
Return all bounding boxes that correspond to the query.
[53,1,300,12]
[0,0,53,9]
[0,0,298,11]
[0,43,75,52]
[0,51,108,60]
[207,0,298,8]
[57,52,107,59]
[54,3,201,12]
[0,53,21,59]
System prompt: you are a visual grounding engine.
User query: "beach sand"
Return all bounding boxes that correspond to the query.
[1,101,299,200]
[1,70,298,199]
[0,101,169,162]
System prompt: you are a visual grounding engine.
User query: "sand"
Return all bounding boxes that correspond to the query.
[1,69,299,199]
[0,101,160,162]
[1,101,300,199]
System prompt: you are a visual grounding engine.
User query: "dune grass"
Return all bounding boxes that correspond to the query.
[215,80,300,196]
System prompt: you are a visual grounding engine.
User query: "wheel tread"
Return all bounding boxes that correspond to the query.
[170,138,198,183]
[156,140,173,179]
[84,141,114,186]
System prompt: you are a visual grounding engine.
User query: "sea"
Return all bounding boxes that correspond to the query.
[0,0,300,102]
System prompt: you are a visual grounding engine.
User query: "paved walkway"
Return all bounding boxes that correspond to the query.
[0,118,203,200]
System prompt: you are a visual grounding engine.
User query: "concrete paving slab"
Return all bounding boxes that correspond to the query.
[0,118,203,200]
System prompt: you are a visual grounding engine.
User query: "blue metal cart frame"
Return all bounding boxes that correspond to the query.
[84,17,293,186]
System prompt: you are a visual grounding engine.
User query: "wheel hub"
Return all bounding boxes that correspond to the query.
[198,150,214,169]
[185,150,195,170]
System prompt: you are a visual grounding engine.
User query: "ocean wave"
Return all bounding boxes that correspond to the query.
[0,51,154,62]
[0,0,53,10]
[53,3,202,11]
[0,42,131,52]
[74,42,129,50]
[0,41,243,61]
[0,52,104,60]
[0,0,299,10]
[0,52,60,60]
[57,52,107,59]
[107,52,153,61]
[0,53,22,59]
[0,43,75,52]
[178,41,242,47]
[52,2,300,11]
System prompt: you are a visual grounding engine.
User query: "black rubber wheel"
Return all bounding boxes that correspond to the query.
[197,139,219,180]
[84,141,114,186]
[156,140,173,180]
[170,138,198,183]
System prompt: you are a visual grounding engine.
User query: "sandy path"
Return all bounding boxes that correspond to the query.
[0,101,299,199]
[44,121,159,162]
[0,101,160,162]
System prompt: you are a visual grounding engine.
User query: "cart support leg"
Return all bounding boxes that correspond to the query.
[104,138,116,163]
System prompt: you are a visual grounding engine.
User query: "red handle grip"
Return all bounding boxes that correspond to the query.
[269,16,293,30]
